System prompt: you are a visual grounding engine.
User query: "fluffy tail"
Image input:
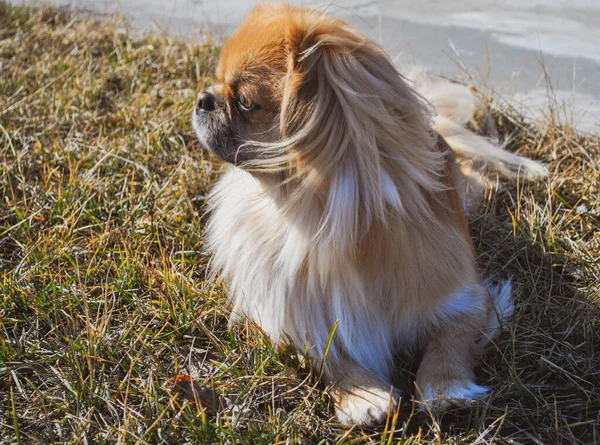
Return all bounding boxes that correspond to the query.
[481,279,514,346]
[408,67,548,180]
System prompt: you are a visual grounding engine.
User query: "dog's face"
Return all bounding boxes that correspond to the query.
[192,6,292,165]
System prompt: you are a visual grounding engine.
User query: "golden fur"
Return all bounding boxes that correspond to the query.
[192,4,542,425]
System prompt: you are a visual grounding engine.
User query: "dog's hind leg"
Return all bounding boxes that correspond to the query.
[414,282,512,411]
[414,311,488,411]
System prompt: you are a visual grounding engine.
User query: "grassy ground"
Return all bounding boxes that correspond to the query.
[0,3,598,444]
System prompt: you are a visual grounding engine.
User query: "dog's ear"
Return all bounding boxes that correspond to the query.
[280,10,441,246]
[282,12,392,145]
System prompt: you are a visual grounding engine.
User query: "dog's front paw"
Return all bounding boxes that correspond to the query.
[334,385,398,426]
[416,379,489,412]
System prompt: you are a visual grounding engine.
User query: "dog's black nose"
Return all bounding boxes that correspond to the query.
[196,91,216,112]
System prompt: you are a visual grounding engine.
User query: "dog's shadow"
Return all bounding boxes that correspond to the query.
[387,184,600,443]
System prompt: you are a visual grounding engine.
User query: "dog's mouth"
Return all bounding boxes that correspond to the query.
[191,109,211,148]
[192,110,257,165]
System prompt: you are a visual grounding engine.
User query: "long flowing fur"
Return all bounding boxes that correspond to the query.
[207,6,496,380]
[201,5,537,422]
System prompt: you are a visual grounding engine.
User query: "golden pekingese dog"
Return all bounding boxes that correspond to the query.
[192,4,545,425]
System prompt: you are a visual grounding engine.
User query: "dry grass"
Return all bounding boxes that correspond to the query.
[0,3,598,443]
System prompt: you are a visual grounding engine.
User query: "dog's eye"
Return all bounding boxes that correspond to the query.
[237,94,258,111]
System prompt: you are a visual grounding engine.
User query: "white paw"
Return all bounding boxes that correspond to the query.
[417,380,489,412]
[335,386,398,426]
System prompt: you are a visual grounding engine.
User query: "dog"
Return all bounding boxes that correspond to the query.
[192,4,546,426]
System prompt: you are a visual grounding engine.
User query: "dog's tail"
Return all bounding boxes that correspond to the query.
[479,279,514,347]
[408,67,548,180]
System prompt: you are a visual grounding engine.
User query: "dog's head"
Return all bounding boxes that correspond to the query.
[193,4,435,168]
